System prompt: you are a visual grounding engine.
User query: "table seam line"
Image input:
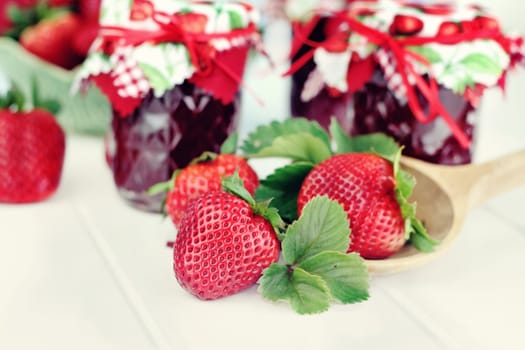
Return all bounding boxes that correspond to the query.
[71,200,176,350]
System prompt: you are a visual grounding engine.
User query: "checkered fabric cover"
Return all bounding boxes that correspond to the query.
[110,47,151,99]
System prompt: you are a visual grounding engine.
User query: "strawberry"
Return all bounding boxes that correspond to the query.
[19,12,84,69]
[297,153,405,259]
[78,0,101,23]
[164,153,259,228]
[389,14,424,36]
[71,21,99,57]
[242,118,437,259]
[173,174,281,300]
[0,82,65,203]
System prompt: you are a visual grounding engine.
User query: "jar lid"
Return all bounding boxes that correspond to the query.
[287,0,525,148]
[75,0,261,116]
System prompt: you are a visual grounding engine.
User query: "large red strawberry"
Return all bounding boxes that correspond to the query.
[78,0,101,23]
[298,153,405,259]
[164,153,259,229]
[0,83,65,203]
[19,12,84,69]
[173,175,281,300]
[241,118,437,260]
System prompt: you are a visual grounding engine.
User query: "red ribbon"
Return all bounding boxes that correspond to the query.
[286,13,511,149]
[99,11,258,83]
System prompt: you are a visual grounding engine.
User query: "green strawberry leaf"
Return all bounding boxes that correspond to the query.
[394,156,438,251]
[246,132,332,164]
[258,263,292,302]
[298,252,369,304]
[242,118,331,157]
[255,162,314,222]
[460,53,503,76]
[259,265,331,315]
[223,173,285,236]
[220,132,239,155]
[409,217,439,252]
[330,118,399,162]
[288,267,331,315]
[281,196,350,265]
[406,45,443,64]
[222,172,256,207]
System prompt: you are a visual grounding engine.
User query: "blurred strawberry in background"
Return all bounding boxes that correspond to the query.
[1,0,102,69]
[0,81,66,203]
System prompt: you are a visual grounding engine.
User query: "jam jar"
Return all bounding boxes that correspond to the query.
[76,0,261,211]
[108,84,240,211]
[287,0,524,165]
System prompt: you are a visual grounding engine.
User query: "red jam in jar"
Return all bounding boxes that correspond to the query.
[77,0,261,210]
[288,1,524,165]
[109,84,239,211]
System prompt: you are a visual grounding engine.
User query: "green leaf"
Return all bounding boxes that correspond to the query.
[255,162,314,222]
[288,267,331,315]
[222,172,256,207]
[223,173,285,236]
[258,263,292,302]
[248,133,332,164]
[396,168,415,200]
[220,132,239,155]
[460,53,503,75]
[138,63,171,93]
[330,119,400,162]
[242,118,331,156]
[409,217,439,252]
[281,196,350,265]
[406,45,443,64]
[329,117,353,154]
[298,252,369,304]
[227,9,244,29]
[259,264,332,315]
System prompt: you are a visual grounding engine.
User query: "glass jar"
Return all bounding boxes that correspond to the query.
[77,0,261,211]
[108,83,240,211]
[287,1,523,165]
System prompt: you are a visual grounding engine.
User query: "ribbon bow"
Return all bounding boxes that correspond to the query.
[99,11,258,77]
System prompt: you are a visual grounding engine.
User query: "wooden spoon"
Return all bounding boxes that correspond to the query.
[365,150,525,275]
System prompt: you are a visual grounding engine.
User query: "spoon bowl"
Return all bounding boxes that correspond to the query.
[366,150,525,274]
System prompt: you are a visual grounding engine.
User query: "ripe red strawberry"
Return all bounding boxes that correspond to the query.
[389,14,424,36]
[0,84,65,203]
[20,12,84,69]
[298,153,406,259]
[242,118,437,260]
[173,177,281,300]
[71,21,99,57]
[78,0,101,22]
[165,153,259,228]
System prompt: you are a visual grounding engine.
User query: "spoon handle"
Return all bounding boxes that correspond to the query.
[467,150,525,207]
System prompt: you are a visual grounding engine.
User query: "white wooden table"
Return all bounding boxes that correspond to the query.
[1,6,525,350]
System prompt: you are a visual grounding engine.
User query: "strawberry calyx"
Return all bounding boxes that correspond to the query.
[222,172,285,239]
[5,1,71,40]
[0,78,60,115]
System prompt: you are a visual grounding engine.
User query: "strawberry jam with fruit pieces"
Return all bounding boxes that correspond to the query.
[291,18,476,165]
[109,82,239,211]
